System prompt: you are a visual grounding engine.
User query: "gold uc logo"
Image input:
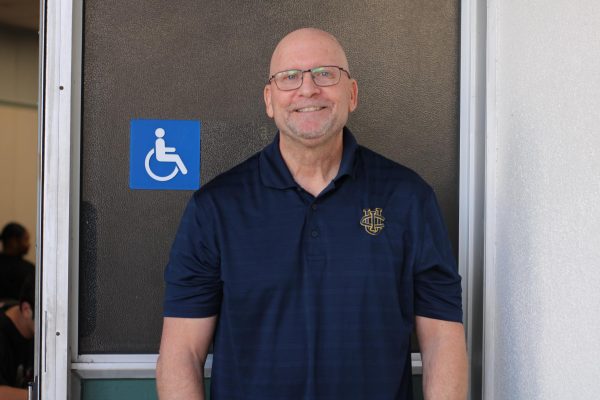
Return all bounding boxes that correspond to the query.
[360,208,385,236]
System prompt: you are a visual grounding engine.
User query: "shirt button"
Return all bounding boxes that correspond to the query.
[311,230,319,238]
[311,204,317,211]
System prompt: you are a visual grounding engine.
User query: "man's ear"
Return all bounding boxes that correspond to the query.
[21,302,33,320]
[264,84,274,118]
[348,79,358,113]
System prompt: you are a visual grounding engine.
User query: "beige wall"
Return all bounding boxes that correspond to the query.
[0,27,39,263]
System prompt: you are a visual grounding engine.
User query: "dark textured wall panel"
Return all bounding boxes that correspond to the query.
[79,0,460,354]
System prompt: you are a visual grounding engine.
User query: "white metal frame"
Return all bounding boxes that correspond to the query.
[459,0,488,399]
[38,0,489,398]
[33,0,46,396]
[482,0,498,399]
[39,0,74,398]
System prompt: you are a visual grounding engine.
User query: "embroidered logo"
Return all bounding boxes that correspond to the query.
[360,208,385,235]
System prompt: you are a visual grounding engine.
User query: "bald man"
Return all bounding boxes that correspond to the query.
[157,28,467,400]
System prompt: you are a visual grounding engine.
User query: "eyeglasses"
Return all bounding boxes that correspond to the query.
[268,65,351,91]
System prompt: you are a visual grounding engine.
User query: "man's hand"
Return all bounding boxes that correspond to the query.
[156,316,217,400]
[416,316,468,400]
[0,385,27,400]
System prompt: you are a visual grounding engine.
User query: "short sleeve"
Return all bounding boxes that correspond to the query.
[163,191,222,318]
[413,189,463,322]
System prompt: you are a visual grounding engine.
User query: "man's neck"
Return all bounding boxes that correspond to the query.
[1,246,22,257]
[279,132,344,197]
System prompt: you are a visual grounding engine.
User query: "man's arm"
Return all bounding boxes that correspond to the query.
[0,385,27,400]
[415,316,468,400]
[156,316,217,400]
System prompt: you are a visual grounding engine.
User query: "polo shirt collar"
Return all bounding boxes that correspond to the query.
[336,127,359,182]
[259,127,358,190]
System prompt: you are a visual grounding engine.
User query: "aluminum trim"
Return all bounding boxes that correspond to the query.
[70,354,427,379]
[460,0,487,399]
[483,0,498,399]
[72,355,213,379]
[34,0,47,394]
[76,354,159,363]
[68,0,83,363]
[40,0,74,398]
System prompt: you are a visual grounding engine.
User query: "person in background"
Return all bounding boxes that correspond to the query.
[0,273,34,400]
[0,223,35,303]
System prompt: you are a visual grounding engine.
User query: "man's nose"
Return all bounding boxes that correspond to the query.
[298,71,320,96]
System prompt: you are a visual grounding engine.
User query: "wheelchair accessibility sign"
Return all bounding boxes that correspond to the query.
[130,119,201,190]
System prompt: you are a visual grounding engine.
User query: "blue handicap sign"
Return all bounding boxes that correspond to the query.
[130,119,201,190]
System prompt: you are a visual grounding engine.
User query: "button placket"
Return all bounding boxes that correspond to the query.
[305,199,324,260]
[309,201,319,237]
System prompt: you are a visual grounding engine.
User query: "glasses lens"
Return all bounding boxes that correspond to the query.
[272,67,344,90]
[311,67,340,87]
[274,70,302,90]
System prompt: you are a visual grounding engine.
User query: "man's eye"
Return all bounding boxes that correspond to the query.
[284,72,299,81]
[314,71,330,78]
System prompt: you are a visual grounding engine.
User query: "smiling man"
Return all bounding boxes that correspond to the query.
[157,28,467,400]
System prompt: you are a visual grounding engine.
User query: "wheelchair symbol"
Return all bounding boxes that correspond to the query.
[145,128,188,182]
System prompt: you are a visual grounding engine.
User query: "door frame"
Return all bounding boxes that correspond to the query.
[37,0,489,398]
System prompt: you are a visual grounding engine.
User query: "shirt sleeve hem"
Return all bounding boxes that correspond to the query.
[415,307,463,323]
[163,305,219,318]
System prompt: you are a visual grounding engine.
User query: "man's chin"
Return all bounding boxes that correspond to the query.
[298,131,328,141]
[285,124,340,142]
[286,130,333,146]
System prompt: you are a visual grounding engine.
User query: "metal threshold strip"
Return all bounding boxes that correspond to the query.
[71,353,423,379]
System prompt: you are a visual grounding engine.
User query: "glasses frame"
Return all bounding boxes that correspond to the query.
[268,65,351,91]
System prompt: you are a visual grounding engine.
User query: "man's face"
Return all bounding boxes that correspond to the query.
[264,31,358,147]
[19,232,30,256]
[4,232,30,257]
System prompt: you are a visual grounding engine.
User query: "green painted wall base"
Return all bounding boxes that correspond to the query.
[81,378,210,400]
[81,377,422,399]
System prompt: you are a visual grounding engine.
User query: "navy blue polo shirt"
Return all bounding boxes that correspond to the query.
[164,128,462,400]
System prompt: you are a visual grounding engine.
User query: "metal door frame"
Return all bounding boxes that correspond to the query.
[37,0,489,398]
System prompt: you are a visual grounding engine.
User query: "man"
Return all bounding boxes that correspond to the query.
[157,28,467,399]
[0,274,34,400]
[0,223,35,302]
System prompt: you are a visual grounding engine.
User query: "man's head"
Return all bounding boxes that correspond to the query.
[0,222,30,257]
[264,28,358,147]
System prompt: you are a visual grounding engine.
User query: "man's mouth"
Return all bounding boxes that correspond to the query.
[294,106,326,113]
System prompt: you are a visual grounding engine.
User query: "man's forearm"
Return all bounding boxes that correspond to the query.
[417,318,468,400]
[156,316,216,400]
[156,353,206,400]
[0,385,27,400]
[421,332,468,400]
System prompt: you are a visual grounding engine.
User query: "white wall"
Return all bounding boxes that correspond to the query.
[0,27,39,263]
[486,1,600,399]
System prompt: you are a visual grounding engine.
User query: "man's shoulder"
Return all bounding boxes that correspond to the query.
[356,145,433,195]
[0,253,14,266]
[189,151,262,204]
[18,258,35,273]
[0,312,17,341]
[22,259,34,270]
[0,254,34,269]
[208,151,261,185]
